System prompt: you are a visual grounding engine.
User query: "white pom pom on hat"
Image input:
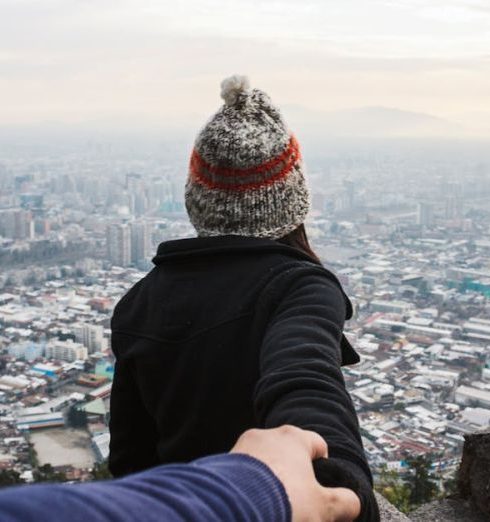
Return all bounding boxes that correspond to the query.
[220,74,251,106]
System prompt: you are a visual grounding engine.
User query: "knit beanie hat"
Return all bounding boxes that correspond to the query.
[185,75,310,239]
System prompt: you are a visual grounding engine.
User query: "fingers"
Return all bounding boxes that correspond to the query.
[304,429,328,460]
[270,425,329,460]
[234,425,329,460]
[230,426,358,522]
[319,487,361,522]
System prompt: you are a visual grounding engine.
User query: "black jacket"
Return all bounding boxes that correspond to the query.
[109,235,379,521]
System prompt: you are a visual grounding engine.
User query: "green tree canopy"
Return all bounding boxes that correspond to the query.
[0,469,25,488]
[403,454,440,508]
[90,461,112,480]
[33,464,67,483]
[67,405,88,428]
[375,465,411,514]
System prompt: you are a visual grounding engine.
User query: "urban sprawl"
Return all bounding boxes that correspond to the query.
[0,146,489,486]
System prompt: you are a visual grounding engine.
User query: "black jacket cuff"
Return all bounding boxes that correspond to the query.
[313,458,380,522]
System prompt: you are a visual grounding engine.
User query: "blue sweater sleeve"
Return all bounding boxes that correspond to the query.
[0,454,291,522]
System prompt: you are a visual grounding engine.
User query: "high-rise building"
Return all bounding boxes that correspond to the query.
[107,224,131,267]
[444,196,463,220]
[34,218,50,237]
[416,202,434,227]
[73,323,104,354]
[0,208,34,239]
[130,221,151,264]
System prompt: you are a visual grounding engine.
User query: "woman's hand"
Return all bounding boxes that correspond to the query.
[231,425,361,522]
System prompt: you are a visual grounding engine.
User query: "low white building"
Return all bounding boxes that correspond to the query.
[455,385,490,408]
[45,339,88,362]
[370,300,414,314]
[461,407,490,429]
[8,341,44,362]
[16,411,64,431]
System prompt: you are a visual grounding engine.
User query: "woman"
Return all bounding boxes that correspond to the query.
[109,76,379,521]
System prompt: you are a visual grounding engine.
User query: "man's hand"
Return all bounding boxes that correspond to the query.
[231,425,361,522]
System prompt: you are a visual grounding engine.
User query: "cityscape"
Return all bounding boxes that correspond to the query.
[0,138,489,491]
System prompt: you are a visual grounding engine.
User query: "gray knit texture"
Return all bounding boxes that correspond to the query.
[185,77,310,239]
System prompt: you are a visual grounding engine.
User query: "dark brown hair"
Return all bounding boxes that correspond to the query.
[277,223,321,264]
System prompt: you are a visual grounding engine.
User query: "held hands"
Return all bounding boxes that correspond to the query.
[231,426,361,522]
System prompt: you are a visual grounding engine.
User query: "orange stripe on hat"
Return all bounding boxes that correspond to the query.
[189,135,301,191]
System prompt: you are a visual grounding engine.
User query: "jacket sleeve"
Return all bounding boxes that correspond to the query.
[109,353,160,477]
[0,454,290,522]
[253,267,379,522]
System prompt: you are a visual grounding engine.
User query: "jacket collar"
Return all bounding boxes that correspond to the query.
[152,235,358,365]
[152,235,321,265]
[153,234,353,319]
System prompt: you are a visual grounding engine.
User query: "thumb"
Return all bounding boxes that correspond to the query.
[318,487,361,522]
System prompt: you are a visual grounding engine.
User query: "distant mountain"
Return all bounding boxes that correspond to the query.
[282,105,464,138]
[0,121,195,156]
[1,106,487,158]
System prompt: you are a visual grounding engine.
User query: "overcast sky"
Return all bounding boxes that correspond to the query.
[1,0,489,131]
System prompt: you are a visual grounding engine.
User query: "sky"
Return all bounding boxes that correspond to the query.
[0,0,489,133]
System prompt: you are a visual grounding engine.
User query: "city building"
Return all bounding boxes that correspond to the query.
[45,339,88,362]
[0,208,34,239]
[130,221,151,264]
[73,323,104,354]
[107,224,131,267]
[16,411,64,431]
[8,342,44,362]
[416,202,434,227]
[455,386,490,409]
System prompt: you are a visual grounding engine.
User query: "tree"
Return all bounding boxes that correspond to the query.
[33,464,67,483]
[442,469,458,496]
[67,405,88,428]
[0,469,25,487]
[403,454,439,508]
[375,466,411,514]
[28,443,39,467]
[90,461,112,480]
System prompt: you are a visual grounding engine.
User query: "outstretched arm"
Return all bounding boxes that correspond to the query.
[254,267,379,521]
[0,426,360,522]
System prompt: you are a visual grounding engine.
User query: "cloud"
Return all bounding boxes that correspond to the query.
[0,0,488,126]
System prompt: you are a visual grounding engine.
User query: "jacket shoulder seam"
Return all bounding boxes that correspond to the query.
[112,311,254,347]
